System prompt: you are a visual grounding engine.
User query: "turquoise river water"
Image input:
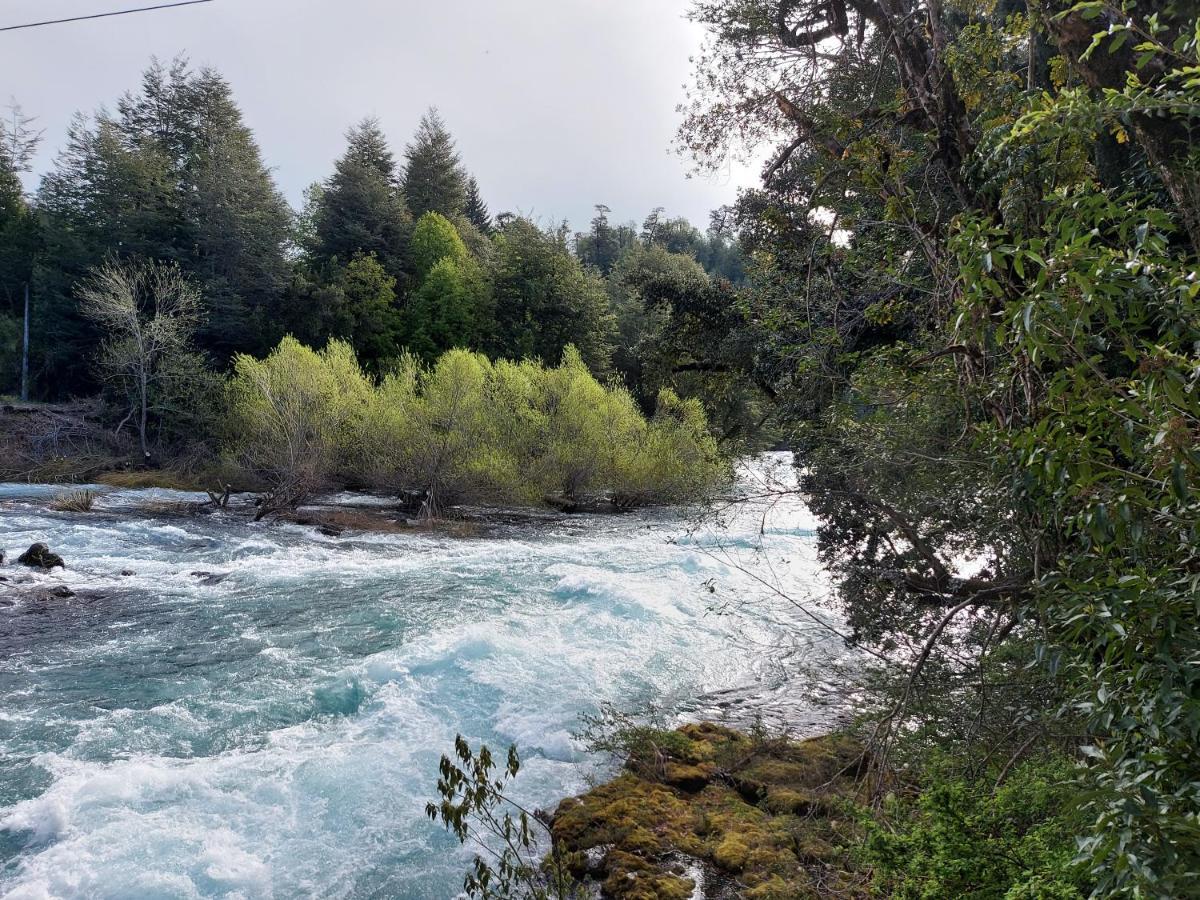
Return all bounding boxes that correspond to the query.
[0,454,843,899]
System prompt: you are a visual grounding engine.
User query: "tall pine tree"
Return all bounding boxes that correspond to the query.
[34,58,291,394]
[309,118,411,278]
[401,108,467,220]
[464,176,492,235]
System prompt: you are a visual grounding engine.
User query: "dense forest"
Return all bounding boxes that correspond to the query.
[0,60,751,452]
[669,0,1195,896]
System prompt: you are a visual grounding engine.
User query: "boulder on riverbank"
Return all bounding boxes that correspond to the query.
[552,723,872,899]
[17,543,66,570]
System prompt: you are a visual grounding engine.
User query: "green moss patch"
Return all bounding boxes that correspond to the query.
[551,724,870,898]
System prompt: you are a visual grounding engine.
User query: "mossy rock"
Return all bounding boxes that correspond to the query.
[661,760,715,792]
[554,724,869,898]
[602,850,695,900]
[712,833,752,870]
[552,773,701,857]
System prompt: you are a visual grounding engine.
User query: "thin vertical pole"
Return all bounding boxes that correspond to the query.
[20,282,30,402]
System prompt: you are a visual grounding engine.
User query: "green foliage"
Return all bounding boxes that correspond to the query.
[403,212,490,359]
[574,702,704,776]
[606,240,770,444]
[464,176,492,235]
[229,338,726,514]
[426,736,585,900]
[224,337,372,508]
[681,0,1200,894]
[863,757,1091,900]
[490,217,616,373]
[410,211,469,280]
[402,108,468,220]
[0,312,20,395]
[0,108,38,396]
[336,253,405,372]
[407,256,484,358]
[34,58,292,394]
[954,95,1200,896]
[308,118,411,279]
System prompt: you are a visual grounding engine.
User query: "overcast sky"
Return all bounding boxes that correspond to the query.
[1,0,757,231]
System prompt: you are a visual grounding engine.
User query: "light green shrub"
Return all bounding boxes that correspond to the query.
[228,339,728,514]
[225,337,371,509]
[612,389,725,507]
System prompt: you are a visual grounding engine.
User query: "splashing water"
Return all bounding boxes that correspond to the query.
[0,453,843,899]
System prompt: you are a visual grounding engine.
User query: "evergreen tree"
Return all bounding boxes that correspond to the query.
[34,58,291,395]
[401,108,467,220]
[178,68,293,357]
[336,253,405,373]
[464,176,492,235]
[35,115,180,393]
[310,118,411,279]
[576,205,635,275]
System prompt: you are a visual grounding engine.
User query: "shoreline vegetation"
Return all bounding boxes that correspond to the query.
[432,719,1091,900]
[1,339,729,523]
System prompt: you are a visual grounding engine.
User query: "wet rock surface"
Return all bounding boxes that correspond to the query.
[17,543,65,570]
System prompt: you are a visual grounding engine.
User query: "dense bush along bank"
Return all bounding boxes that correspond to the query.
[0,337,727,518]
[224,339,726,516]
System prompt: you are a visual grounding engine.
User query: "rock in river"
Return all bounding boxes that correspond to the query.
[17,543,65,570]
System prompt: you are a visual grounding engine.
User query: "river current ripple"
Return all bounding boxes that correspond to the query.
[0,453,844,899]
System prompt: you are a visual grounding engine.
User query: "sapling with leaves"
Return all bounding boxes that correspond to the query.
[426,736,585,900]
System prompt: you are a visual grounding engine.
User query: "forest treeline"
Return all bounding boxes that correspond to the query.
[0,58,753,446]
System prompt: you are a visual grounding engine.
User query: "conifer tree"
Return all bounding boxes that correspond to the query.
[401,108,468,220]
[336,253,405,373]
[464,176,492,235]
[310,118,411,277]
[34,58,291,394]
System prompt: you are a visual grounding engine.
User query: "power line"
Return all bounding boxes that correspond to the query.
[0,0,215,33]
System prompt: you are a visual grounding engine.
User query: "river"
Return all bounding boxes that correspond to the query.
[0,453,845,899]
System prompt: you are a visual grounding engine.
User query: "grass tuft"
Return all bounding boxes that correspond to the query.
[50,489,98,512]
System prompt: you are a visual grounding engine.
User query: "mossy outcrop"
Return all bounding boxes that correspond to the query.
[552,723,869,899]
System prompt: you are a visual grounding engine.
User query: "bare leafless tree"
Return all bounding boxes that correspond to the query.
[78,260,202,463]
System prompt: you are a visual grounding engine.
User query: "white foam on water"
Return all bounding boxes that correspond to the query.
[0,454,842,898]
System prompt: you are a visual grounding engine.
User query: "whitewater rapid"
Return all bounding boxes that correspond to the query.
[0,454,843,899]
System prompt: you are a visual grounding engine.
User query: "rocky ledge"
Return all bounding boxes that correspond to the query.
[551,723,871,899]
